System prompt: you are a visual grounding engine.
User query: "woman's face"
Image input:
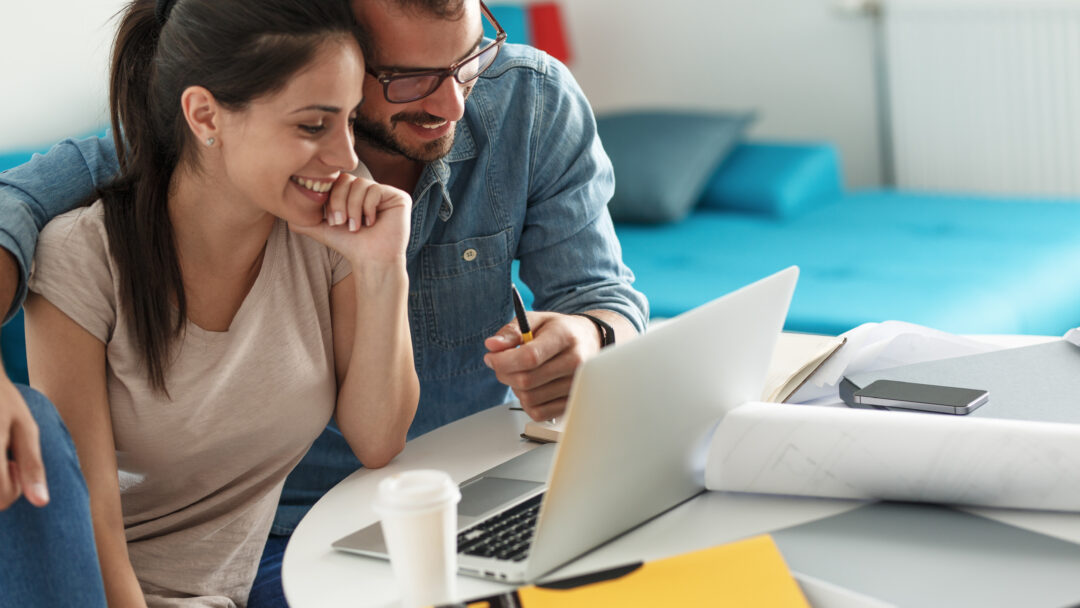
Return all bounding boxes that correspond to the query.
[215,39,364,227]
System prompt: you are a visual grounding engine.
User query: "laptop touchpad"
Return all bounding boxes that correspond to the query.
[459,477,543,517]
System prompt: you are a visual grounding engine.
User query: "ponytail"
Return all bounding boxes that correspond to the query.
[103,0,186,395]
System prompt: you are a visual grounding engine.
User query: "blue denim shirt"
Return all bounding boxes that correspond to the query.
[0,44,648,533]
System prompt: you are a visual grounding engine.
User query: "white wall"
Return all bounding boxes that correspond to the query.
[0,0,884,187]
[563,0,883,188]
[0,1,124,150]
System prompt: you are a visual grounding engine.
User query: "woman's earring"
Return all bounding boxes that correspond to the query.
[205,137,216,147]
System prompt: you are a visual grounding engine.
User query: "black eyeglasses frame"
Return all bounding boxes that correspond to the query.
[365,1,508,104]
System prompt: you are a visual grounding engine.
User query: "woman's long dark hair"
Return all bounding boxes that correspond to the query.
[102,0,362,393]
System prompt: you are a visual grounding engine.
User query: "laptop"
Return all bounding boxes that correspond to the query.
[333,266,799,583]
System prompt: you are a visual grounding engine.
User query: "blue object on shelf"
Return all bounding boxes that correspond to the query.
[485,5,530,46]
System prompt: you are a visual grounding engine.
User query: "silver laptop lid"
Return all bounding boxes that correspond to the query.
[523,266,798,580]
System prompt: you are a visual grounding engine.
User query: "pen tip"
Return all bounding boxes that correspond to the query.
[511,284,531,335]
[511,284,525,308]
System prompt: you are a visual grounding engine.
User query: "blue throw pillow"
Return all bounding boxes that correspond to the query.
[699,142,842,219]
[597,110,754,224]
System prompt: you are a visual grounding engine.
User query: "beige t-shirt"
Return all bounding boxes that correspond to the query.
[29,202,351,607]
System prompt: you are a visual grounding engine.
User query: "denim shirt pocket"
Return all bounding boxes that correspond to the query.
[418,227,513,349]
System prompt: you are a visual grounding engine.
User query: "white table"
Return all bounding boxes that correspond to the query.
[282,334,1080,607]
[281,402,878,607]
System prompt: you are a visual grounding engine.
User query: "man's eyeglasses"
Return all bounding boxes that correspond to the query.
[366,1,507,104]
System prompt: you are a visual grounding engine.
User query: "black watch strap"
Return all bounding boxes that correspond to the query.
[574,313,615,348]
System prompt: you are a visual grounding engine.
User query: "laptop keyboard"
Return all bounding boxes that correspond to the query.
[457,493,543,562]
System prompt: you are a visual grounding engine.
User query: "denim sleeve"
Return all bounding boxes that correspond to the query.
[0,134,120,322]
[516,57,649,332]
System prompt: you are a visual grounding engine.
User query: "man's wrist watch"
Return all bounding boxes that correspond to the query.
[574,313,615,348]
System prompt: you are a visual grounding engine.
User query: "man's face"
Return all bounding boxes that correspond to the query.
[351,0,483,163]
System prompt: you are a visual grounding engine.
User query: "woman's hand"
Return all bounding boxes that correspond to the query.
[290,173,412,266]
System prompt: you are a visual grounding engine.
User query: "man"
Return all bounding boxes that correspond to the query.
[0,0,647,605]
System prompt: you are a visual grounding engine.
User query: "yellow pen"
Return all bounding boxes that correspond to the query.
[511,285,533,344]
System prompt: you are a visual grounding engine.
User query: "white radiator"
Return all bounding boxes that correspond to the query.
[883,0,1080,195]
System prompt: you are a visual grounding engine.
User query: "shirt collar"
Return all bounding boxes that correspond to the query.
[412,114,477,224]
[444,115,477,164]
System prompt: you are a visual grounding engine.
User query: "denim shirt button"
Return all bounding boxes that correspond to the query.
[462,248,478,262]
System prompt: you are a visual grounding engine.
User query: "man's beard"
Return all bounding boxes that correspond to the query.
[353,111,455,163]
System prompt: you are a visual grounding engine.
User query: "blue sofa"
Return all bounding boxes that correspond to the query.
[612,141,1080,336]
[480,3,1080,335]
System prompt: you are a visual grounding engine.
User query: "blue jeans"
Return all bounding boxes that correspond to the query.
[248,426,365,608]
[0,385,105,608]
[248,534,291,607]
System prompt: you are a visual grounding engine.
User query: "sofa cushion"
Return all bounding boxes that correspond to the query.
[597,110,754,224]
[615,190,1080,335]
[699,142,842,219]
[1,310,27,385]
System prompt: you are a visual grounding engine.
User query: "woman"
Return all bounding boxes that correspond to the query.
[23,0,419,604]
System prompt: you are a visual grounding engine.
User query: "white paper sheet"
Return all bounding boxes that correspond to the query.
[788,321,998,404]
[706,402,1080,512]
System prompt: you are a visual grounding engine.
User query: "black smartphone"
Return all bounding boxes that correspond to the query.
[853,379,988,415]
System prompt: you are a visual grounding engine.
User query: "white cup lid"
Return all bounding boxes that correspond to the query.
[373,469,462,513]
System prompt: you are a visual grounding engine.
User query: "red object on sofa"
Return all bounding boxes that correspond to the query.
[528,2,572,65]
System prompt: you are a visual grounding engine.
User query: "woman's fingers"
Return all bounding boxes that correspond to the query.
[326,173,354,227]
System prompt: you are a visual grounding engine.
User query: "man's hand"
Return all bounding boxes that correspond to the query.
[483,312,607,421]
[0,247,49,510]
[0,377,48,510]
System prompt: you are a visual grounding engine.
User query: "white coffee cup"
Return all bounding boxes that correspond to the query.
[373,469,462,608]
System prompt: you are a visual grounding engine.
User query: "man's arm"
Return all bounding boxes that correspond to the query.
[513,57,648,332]
[484,56,648,420]
[0,133,121,322]
[0,248,48,509]
[0,132,119,509]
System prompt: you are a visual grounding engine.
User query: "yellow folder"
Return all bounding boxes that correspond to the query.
[449,535,809,607]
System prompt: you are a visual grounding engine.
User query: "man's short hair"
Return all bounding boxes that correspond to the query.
[356,0,466,58]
